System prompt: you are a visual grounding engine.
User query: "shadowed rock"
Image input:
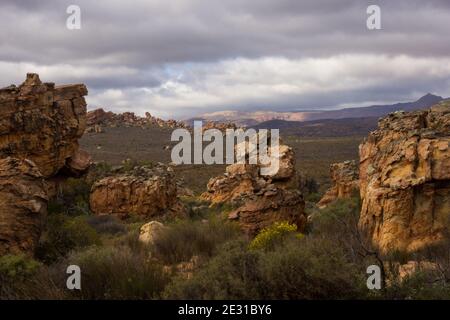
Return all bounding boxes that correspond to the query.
[317,160,359,208]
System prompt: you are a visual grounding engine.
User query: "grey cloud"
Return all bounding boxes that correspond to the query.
[0,0,449,117]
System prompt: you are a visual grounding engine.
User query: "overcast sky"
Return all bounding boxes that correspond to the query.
[1,0,449,119]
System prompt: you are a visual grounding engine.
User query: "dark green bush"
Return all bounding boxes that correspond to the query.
[36,214,101,263]
[49,178,91,216]
[85,215,126,235]
[152,218,240,264]
[382,271,450,300]
[164,236,368,299]
[65,246,169,299]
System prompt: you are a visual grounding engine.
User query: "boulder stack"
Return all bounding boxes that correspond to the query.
[201,140,306,236]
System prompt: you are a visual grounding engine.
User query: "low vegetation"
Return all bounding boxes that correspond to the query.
[2,157,450,299]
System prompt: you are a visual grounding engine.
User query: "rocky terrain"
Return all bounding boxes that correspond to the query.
[1,74,450,300]
[358,102,450,254]
[0,73,90,254]
[86,108,187,133]
[317,160,359,208]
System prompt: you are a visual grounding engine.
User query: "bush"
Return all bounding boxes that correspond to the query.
[310,197,368,262]
[0,254,41,280]
[152,218,240,264]
[65,246,169,299]
[85,215,126,235]
[164,236,368,299]
[249,221,300,251]
[36,214,101,263]
[181,197,213,220]
[49,178,91,216]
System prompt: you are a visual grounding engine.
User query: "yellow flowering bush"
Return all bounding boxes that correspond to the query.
[249,221,299,250]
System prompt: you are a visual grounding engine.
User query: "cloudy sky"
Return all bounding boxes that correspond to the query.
[1,0,449,119]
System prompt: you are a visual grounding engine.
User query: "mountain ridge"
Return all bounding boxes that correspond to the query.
[185,94,445,127]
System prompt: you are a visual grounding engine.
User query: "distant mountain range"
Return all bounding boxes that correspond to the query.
[186,93,445,128]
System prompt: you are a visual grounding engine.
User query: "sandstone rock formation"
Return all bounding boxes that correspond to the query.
[228,188,306,236]
[85,108,187,133]
[139,221,166,245]
[90,164,186,219]
[359,102,450,254]
[0,157,48,255]
[0,73,91,177]
[0,74,91,255]
[317,160,359,208]
[201,141,306,236]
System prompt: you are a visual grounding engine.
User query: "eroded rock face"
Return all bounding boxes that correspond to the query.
[201,142,306,236]
[90,164,186,219]
[0,157,48,255]
[317,160,359,208]
[228,189,306,237]
[0,73,91,177]
[359,102,450,254]
[0,74,91,255]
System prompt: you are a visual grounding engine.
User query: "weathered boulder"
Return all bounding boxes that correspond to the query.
[90,164,186,219]
[0,73,90,177]
[317,160,359,208]
[201,142,298,204]
[201,140,306,236]
[359,102,450,254]
[228,189,306,237]
[0,157,48,255]
[139,221,166,245]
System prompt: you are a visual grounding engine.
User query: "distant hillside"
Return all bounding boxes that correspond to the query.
[252,117,379,137]
[187,94,444,126]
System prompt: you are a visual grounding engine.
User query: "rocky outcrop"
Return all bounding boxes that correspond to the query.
[85,108,187,133]
[201,141,306,236]
[202,143,299,204]
[0,74,91,255]
[90,164,186,219]
[0,73,91,177]
[0,157,48,255]
[317,160,359,208]
[359,102,450,254]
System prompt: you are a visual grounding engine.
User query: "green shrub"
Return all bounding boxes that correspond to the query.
[152,218,240,264]
[249,221,299,251]
[49,178,91,216]
[36,214,101,263]
[85,215,126,235]
[0,254,41,279]
[382,271,450,300]
[65,246,169,299]
[181,197,213,220]
[164,236,368,299]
